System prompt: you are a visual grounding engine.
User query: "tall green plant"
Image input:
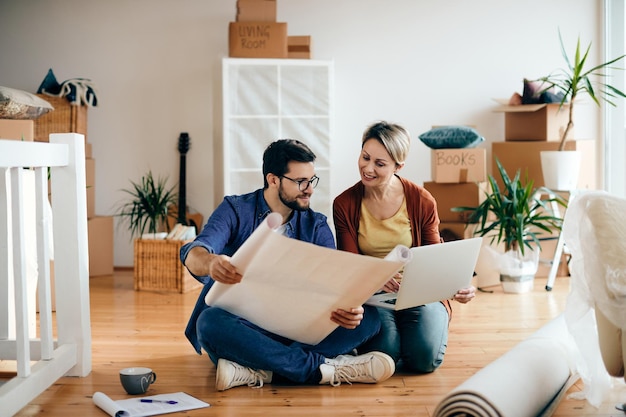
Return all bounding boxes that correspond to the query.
[536,30,626,151]
[453,159,566,255]
[115,171,177,238]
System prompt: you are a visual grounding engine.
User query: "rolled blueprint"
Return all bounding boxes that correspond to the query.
[203,214,410,344]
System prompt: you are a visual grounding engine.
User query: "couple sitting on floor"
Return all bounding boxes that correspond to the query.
[180,122,476,391]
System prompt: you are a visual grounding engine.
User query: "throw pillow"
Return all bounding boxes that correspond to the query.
[0,86,54,119]
[37,68,99,107]
[418,126,484,149]
[521,78,566,105]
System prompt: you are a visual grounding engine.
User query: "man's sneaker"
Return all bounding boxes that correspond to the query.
[215,358,272,391]
[319,351,395,386]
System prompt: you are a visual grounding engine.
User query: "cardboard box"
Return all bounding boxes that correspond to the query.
[86,158,96,219]
[491,140,596,191]
[438,222,479,241]
[431,148,487,183]
[0,119,34,141]
[88,216,114,276]
[288,35,311,59]
[423,181,488,223]
[229,21,288,58]
[534,238,570,278]
[85,142,92,159]
[494,103,570,141]
[236,0,276,22]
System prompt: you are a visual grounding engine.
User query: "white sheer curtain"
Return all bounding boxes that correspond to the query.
[604,0,626,197]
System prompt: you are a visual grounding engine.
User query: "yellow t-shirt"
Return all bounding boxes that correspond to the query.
[357,199,412,260]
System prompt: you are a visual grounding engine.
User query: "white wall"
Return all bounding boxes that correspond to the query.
[0,0,602,266]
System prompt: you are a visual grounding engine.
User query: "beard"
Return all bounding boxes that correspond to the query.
[278,186,310,211]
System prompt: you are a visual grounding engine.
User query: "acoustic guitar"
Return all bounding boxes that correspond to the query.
[168,132,203,233]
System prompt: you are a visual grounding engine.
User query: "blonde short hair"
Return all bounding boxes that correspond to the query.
[361,121,411,166]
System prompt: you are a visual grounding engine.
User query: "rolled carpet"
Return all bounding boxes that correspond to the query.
[434,315,580,417]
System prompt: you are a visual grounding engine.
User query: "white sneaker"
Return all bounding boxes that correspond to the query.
[319,351,395,387]
[215,358,272,391]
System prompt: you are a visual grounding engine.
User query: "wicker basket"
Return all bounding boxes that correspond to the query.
[133,239,203,293]
[34,94,88,142]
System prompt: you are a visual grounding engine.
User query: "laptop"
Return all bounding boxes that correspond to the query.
[366,237,482,310]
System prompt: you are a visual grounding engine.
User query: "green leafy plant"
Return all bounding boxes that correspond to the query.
[536,30,626,151]
[115,171,177,239]
[452,158,567,255]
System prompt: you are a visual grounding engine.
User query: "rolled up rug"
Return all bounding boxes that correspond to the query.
[434,315,580,417]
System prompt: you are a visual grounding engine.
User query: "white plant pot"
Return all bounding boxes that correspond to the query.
[500,274,535,293]
[498,249,539,294]
[540,150,581,191]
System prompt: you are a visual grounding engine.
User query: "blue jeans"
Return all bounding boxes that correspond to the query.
[357,302,449,373]
[196,305,381,384]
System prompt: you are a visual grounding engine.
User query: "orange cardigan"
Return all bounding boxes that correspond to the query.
[332,175,452,317]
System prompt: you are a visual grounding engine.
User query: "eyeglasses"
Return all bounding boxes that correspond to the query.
[280,175,320,191]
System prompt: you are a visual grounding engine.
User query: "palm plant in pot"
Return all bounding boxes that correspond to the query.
[453,158,567,293]
[534,30,626,191]
[115,170,178,239]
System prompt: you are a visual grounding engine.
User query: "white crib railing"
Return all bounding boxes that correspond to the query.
[0,133,91,417]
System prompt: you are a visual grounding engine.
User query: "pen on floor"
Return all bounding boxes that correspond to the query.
[140,399,178,404]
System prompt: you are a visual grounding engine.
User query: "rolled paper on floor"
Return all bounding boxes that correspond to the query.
[434,315,580,417]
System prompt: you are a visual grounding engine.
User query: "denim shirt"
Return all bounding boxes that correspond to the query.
[181,188,336,354]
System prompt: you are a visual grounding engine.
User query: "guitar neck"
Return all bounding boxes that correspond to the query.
[177,153,187,225]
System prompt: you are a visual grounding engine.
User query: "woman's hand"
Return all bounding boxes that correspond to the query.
[381,273,401,293]
[453,285,476,304]
[331,306,364,329]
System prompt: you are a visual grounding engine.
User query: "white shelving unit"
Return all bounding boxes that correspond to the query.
[222,58,334,217]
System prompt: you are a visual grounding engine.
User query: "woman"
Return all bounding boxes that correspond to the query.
[333,121,476,373]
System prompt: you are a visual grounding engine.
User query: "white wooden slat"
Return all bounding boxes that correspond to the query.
[0,139,68,168]
[50,133,91,377]
[9,167,31,377]
[35,166,54,360]
[0,339,59,359]
[0,169,9,340]
[0,344,76,417]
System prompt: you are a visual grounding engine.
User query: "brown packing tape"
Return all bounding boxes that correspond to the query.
[288,45,310,53]
[459,168,468,183]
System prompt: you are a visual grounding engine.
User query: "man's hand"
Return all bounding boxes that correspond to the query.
[185,247,242,284]
[331,306,364,329]
[453,285,476,304]
[207,254,243,285]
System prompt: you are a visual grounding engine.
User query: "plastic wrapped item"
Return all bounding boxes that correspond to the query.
[562,191,626,407]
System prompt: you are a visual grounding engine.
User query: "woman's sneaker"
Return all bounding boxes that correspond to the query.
[215,358,273,391]
[319,351,395,386]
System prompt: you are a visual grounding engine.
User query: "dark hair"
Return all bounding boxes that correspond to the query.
[262,139,316,188]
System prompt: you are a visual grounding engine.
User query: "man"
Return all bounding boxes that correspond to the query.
[181,139,395,391]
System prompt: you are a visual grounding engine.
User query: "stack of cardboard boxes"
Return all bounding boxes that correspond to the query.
[29,96,114,277]
[36,97,114,277]
[229,0,312,59]
[422,139,488,241]
[491,104,579,277]
[492,103,596,191]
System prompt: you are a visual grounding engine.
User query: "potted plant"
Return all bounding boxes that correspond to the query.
[115,171,200,293]
[453,158,567,293]
[535,30,626,190]
[115,170,177,239]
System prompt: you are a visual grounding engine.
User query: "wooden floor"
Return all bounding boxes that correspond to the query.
[6,270,626,416]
